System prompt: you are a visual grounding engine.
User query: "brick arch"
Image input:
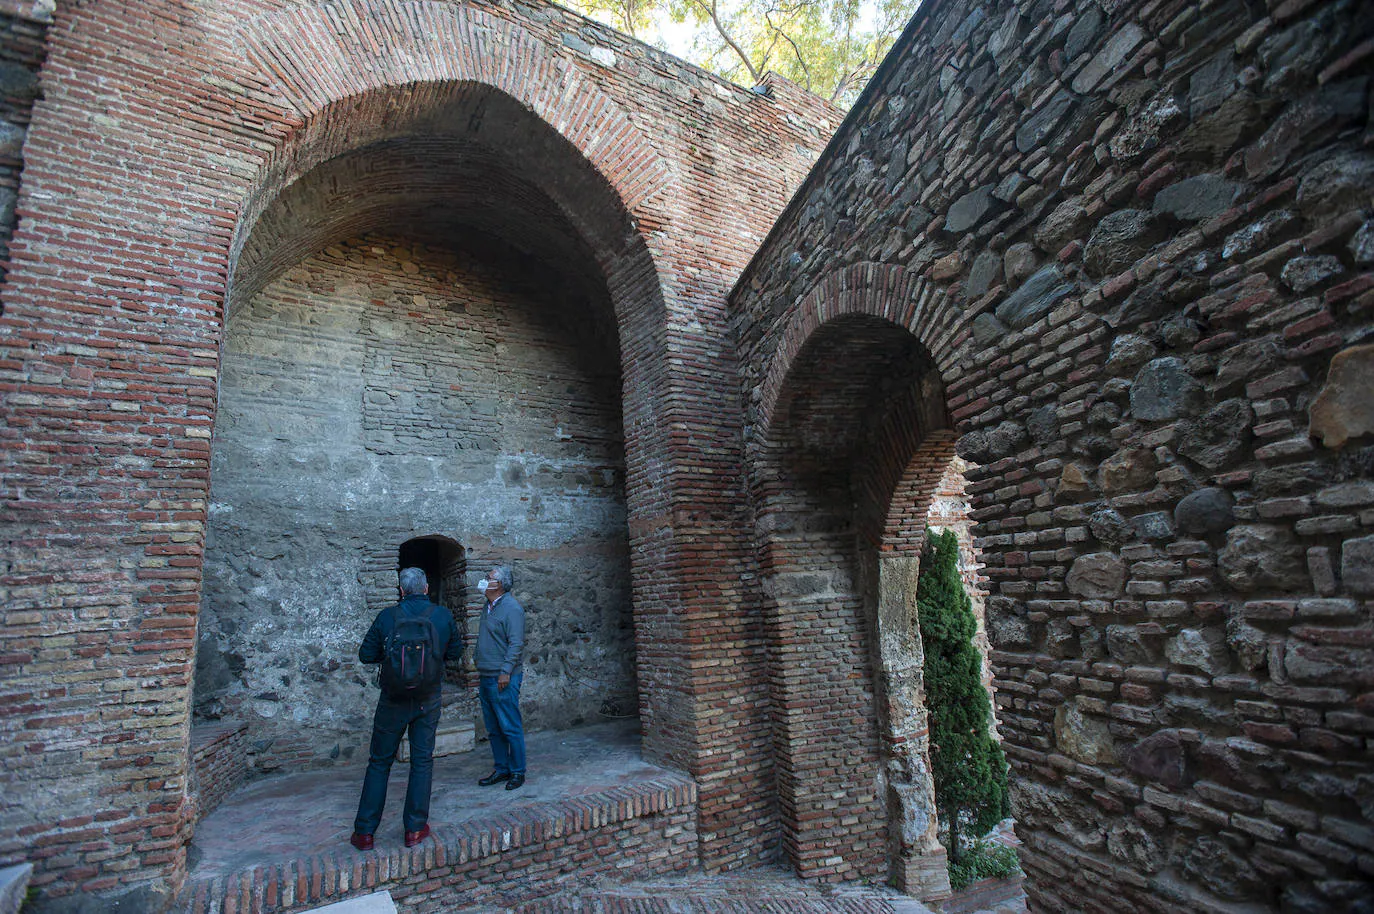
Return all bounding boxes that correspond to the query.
[748,261,965,900]
[755,262,964,442]
[228,0,674,278]
[209,1,687,798]
[878,431,960,553]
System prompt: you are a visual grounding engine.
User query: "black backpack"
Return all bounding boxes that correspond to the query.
[379,605,444,697]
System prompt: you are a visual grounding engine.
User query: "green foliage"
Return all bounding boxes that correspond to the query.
[563,0,920,104]
[916,528,1010,864]
[573,0,659,38]
[947,839,1021,891]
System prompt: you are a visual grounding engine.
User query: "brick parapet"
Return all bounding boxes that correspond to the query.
[180,775,698,914]
[190,723,250,824]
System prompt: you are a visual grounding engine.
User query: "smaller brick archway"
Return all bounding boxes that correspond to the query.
[746,263,971,898]
[396,534,466,618]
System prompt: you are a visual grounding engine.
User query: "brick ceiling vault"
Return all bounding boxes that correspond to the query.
[230,133,613,320]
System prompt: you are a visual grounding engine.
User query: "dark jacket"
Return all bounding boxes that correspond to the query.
[359,594,462,697]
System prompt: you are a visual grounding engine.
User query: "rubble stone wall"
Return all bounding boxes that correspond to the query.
[732,0,1374,909]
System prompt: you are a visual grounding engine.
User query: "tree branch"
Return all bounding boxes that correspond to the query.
[690,0,762,84]
[766,10,811,90]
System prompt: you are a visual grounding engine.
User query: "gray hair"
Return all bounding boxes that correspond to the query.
[490,564,513,591]
[398,566,428,595]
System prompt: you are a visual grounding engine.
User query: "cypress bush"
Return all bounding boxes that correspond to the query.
[917,527,1010,863]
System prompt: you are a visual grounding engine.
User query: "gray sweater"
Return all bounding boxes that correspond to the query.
[475,592,525,676]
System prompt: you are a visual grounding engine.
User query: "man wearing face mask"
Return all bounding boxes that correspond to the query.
[475,564,527,789]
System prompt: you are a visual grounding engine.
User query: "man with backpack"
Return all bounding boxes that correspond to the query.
[350,566,462,851]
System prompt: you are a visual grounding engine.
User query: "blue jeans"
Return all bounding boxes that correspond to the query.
[479,673,525,776]
[353,692,441,834]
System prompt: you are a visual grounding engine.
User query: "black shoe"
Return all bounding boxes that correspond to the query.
[479,771,511,786]
[505,774,525,791]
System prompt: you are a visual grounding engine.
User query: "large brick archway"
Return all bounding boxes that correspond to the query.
[0,0,837,905]
[202,72,655,774]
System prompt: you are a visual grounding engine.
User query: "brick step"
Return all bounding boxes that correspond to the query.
[518,897,904,913]
[936,876,1025,914]
[180,774,699,913]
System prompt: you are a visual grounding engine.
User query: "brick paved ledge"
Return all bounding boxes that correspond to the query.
[936,875,1025,914]
[509,864,941,914]
[180,775,698,914]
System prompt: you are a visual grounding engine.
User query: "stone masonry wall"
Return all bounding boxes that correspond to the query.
[0,0,839,907]
[199,231,635,772]
[733,0,1374,910]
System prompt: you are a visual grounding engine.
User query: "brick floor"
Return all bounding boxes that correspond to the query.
[189,720,658,879]
[186,719,1025,914]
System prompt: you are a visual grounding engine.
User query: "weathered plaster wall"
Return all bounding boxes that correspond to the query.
[733,0,1374,910]
[197,231,635,771]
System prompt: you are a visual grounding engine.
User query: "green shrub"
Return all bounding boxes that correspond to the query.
[948,839,1021,891]
[916,528,1010,863]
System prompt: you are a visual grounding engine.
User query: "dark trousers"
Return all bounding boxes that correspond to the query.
[478,673,525,776]
[353,692,441,834]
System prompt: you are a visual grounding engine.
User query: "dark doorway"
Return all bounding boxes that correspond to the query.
[398,535,466,616]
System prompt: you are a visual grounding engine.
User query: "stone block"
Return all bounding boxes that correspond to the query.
[1340,535,1374,594]
[1068,553,1126,598]
[1153,173,1246,222]
[1309,344,1374,449]
[0,864,32,914]
[994,264,1077,328]
[1131,357,1207,422]
[303,892,398,914]
[1175,488,1235,535]
[397,720,475,763]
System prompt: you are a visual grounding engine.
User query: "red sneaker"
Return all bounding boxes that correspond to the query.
[404,824,431,848]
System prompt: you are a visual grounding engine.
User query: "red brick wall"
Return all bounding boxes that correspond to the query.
[0,0,837,905]
[743,290,962,891]
[190,723,249,822]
